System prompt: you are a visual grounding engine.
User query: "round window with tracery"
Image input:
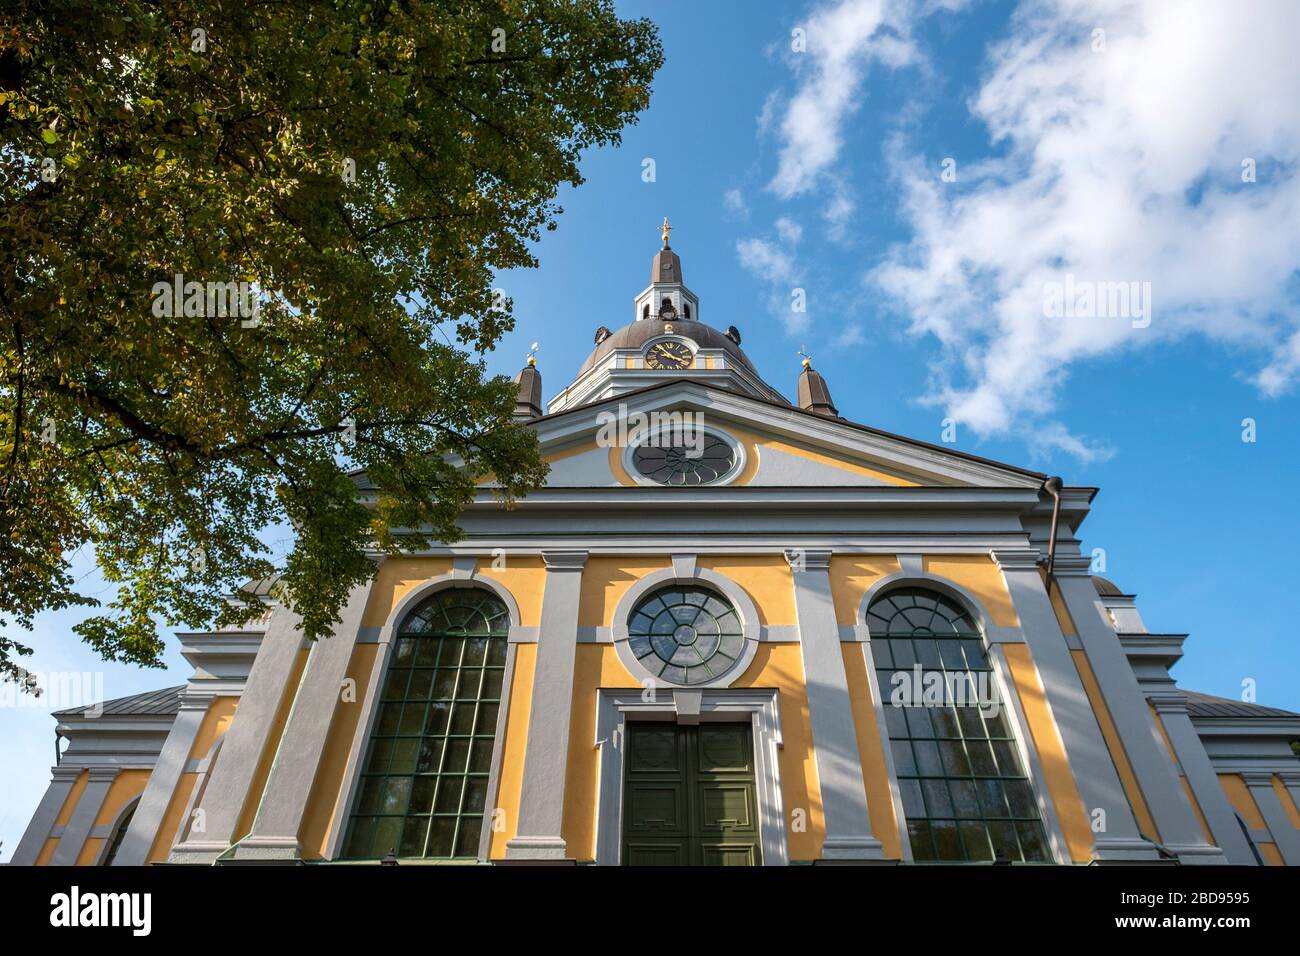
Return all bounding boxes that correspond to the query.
[627,585,745,685]
[631,435,736,486]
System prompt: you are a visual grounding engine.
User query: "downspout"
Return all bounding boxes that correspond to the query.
[1042,476,1063,580]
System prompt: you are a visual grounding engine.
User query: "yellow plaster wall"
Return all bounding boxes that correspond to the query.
[230,648,310,845]
[300,642,380,859]
[1046,578,1077,637]
[747,432,925,487]
[734,643,825,861]
[922,556,1020,628]
[577,556,672,627]
[609,445,635,485]
[1148,703,1215,845]
[559,643,640,859]
[488,642,537,858]
[361,558,453,627]
[829,555,903,625]
[363,556,545,630]
[74,769,152,866]
[1072,649,1160,842]
[1274,776,1300,830]
[35,769,89,865]
[841,642,901,857]
[479,558,546,627]
[1219,773,1283,865]
[543,442,597,465]
[1002,643,1094,862]
[146,695,239,862]
[697,555,795,626]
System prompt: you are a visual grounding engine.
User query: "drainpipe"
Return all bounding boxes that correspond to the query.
[1042,476,1063,579]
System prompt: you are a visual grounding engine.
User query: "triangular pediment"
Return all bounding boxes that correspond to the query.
[529,380,1045,490]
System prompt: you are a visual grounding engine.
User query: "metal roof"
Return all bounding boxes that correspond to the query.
[576,316,763,378]
[53,685,184,719]
[1182,689,1300,720]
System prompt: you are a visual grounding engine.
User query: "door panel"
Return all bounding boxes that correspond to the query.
[699,843,759,866]
[625,785,687,835]
[622,722,761,866]
[695,724,753,772]
[698,783,756,832]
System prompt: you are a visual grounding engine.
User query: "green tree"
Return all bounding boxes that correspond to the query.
[0,1,662,685]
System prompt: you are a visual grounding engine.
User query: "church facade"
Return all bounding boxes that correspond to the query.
[13,234,1300,867]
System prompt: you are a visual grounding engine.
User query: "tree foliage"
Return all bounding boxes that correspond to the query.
[0,0,662,684]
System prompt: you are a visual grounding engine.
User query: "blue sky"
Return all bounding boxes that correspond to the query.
[4,0,1299,859]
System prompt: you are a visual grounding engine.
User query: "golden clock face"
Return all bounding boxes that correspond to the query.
[645,341,692,370]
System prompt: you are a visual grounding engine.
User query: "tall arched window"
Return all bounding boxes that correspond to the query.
[867,587,1051,862]
[344,587,509,860]
[100,801,137,866]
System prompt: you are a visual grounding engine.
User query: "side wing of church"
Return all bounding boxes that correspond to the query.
[13,234,1300,866]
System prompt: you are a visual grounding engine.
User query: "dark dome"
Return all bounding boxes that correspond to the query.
[578,316,761,377]
[1092,576,1125,596]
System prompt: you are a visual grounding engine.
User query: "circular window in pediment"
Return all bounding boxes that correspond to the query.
[631,434,736,485]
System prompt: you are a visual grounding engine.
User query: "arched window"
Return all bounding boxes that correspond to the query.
[627,585,745,685]
[100,801,137,866]
[1235,811,1265,866]
[867,587,1051,862]
[344,587,509,860]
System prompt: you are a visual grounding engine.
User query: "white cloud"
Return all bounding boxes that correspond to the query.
[822,177,857,242]
[775,217,803,244]
[1027,421,1115,466]
[737,237,797,284]
[834,323,867,349]
[868,0,1300,455]
[737,236,808,334]
[769,0,927,198]
[723,188,749,218]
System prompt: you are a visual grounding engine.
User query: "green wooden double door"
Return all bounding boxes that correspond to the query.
[621,721,762,866]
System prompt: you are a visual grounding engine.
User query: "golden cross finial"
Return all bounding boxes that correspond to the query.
[661,216,672,246]
[798,345,812,369]
[527,341,539,366]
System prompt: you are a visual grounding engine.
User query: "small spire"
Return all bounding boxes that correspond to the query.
[514,347,543,421]
[796,353,839,418]
[661,216,672,247]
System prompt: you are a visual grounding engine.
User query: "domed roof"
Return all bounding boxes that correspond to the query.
[578,315,761,378]
[1092,575,1125,596]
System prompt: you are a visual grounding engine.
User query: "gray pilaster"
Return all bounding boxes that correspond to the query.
[786,549,885,861]
[9,766,82,866]
[111,696,212,866]
[1281,772,1300,835]
[505,550,587,861]
[992,549,1160,862]
[169,603,306,864]
[50,767,118,866]
[1149,696,1255,865]
[1053,561,1226,864]
[225,582,371,862]
[1242,772,1300,865]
